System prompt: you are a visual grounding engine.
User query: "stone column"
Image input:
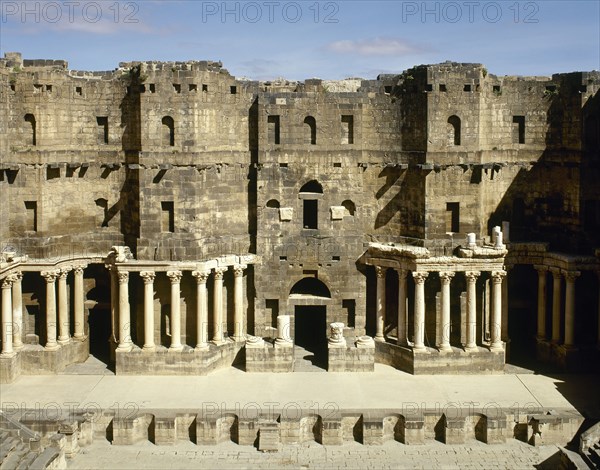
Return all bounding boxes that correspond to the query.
[328,322,346,347]
[490,270,506,351]
[396,269,408,346]
[501,269,509,345]
[212,267,227,344]
[167,271,183,351]
[564,271,580,347]
[412,272,428,351]
[41,271,59,351]
[275,314,292,346]
[1,277,15,357]
[73,266,86,340]
[374,266,386,342]
[598,272,600,348]
[439,271,454,352]
[57,268,71,345]
[192,271,210,350]
[11,272,23,350]
[140,271,156,351]
[107,265,118,346]
[233,264,247,342]
[465,271,480,351]
[117,271,132,351]
[550,268,562,343]
[534,266,548,340]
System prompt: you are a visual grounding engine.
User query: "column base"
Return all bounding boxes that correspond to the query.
[232,336,245,342]
[374,335,385,342]
[195,344,209,351]
[413,345,427,353]
[73,334,88,342]
[211,339,226,346]
[116,343,133,352]
[489,344,504,352]
[274,339,293,348]
[464,345,478,353]
[142,345,156,352]
[58,337,71,345]
[45,343,60,351]
[0,351,16,358]
[13,343,24,351]
[169,345,184,352]
[438,345,452,353]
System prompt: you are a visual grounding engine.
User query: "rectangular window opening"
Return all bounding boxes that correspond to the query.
[303,199,318,229]
[445,202,460,233]
[161,201,175,233]
[75,86,82,96]
[279,256,287,261]
[25,201,37,232]
[439,84,447,92]
[266,299,279,328]
[341,115,354,145]
[202,84,208,92]
[425,84,433,92]
[173,83,181,93]
[45,85,52,93]
[230,86,237,94]
[267,115,280,144]
[333,162,342,168]
[513,115,525,144]
[96,116,108,144]
[343,299,356,328]
[189,84,197,92]
[279,163,288,168]
[149,84,156,93]
[463,84,472,92]
[384,85,392,94]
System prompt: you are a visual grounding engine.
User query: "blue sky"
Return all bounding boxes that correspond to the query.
[1,0,599,80]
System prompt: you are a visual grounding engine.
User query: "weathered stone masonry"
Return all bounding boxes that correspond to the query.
[1,53,599,381]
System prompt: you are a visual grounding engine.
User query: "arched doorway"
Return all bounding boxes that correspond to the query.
[289,277,331,371]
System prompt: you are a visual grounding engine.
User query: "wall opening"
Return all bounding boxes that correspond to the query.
[447,115,461,146]
[24,114,36,146]
[162,116,175,146]
[96,116,108,144]
[513,116,525,144]
[267,115,280,144]
[290,277,331,298]
[445,202,460,233]
[303,200,318,229]
[341,115,354,144]
[266,199,280,209]
[342,200,356,216]
[343,299,356,328]
[266,299,279,329]
[25,201,37,232]
[161,201,174,233]
[304,116,316,145]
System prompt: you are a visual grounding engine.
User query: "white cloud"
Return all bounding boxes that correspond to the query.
[326,37,424,57]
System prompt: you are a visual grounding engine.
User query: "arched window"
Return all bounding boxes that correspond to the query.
[24,114,36,146]
[266,199,280,209]
[161,116,174,146]
[290,277,331,298]
[447,115,461,146]
[304,116,316,145]
[299,180,322,229]
[342,200,356,216]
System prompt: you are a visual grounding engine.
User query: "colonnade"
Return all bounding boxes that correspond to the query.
[0,266,87,356]
[534,266,592,348]
[110,264,247,352]
[373,266,506,352]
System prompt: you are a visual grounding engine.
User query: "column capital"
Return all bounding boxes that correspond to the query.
[117,271,129,284]
[533,265,548,273]
[72,265,87,275]
[465,271,480,282]
[213,267,227,280]
[412,271,429,284]
[58,267,71,279]
[167,270,183,283]
[549,267,562,278]
[233,264,247,277]
[140,271,156,284]
[9,271,23,282]
[491,270,507,283]
[2,277,13,289]
[375,266,387,278]
[439,271,455,283]
[41,270,59,283]
[192,270,210,283]
[564,271,581,282]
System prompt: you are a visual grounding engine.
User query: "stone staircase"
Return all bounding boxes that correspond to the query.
[580,421,600,468]
[0,412,65,470]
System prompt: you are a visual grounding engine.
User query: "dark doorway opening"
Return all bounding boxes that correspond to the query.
[294,306,327,371]
[87,306,112,367]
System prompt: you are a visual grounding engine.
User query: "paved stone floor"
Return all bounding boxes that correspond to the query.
[68,439,560,469]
